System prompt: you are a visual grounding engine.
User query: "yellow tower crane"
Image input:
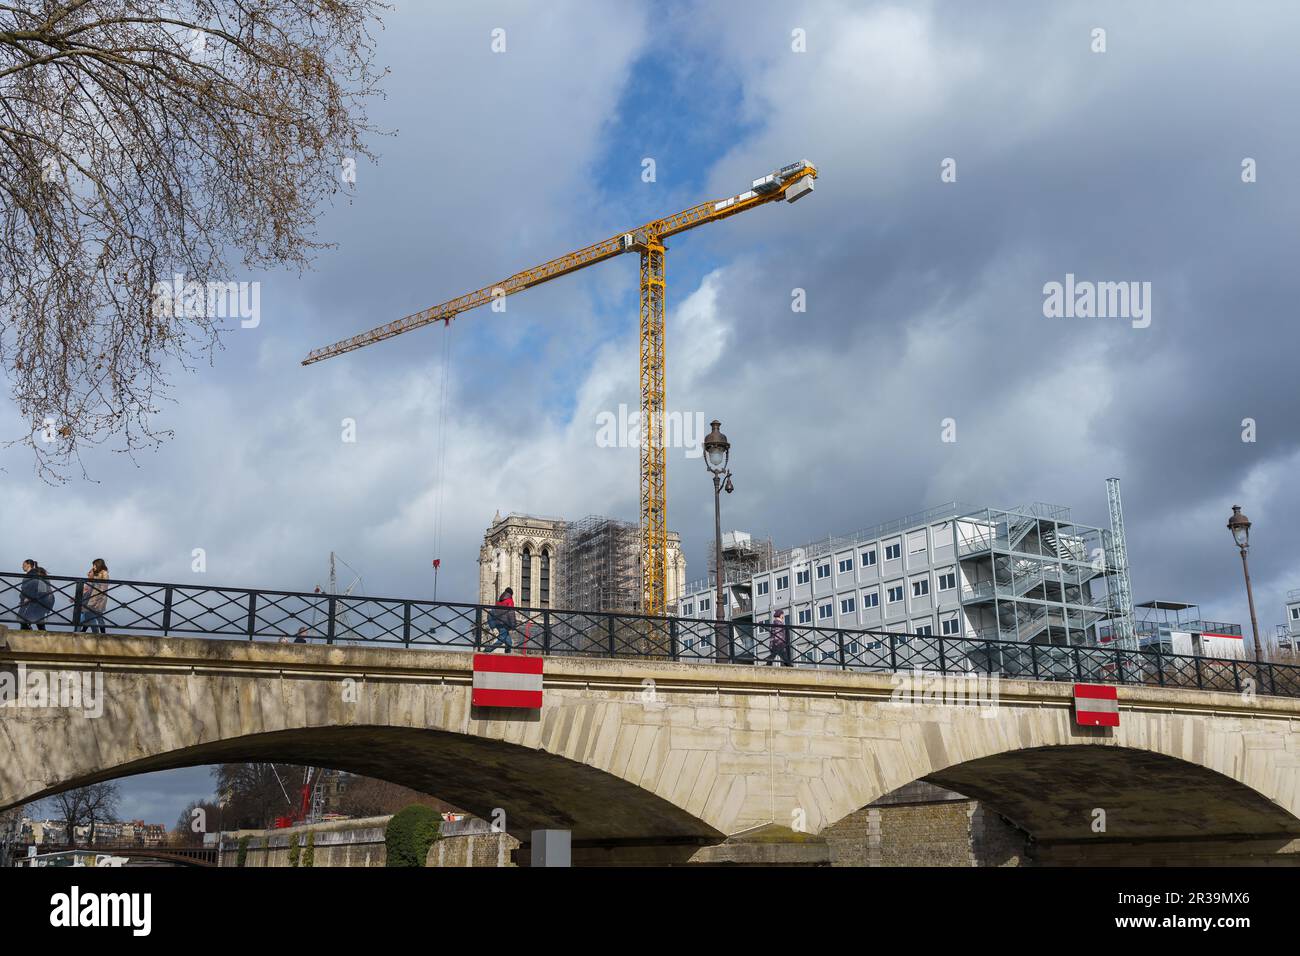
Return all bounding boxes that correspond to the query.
[302,160,818,616]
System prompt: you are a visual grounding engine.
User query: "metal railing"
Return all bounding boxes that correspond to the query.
[3,571,1299,698]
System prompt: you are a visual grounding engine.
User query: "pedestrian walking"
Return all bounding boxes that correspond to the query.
[76,559,110,634]
[763,609,793,667]
[16,559,38,630]
[483,587,517,653]
[18,561,56,631]
[17,564,55,632]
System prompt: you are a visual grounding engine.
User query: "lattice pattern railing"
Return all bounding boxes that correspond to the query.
[3,571,1297,698]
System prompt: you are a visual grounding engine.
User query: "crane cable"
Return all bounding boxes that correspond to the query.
[431,321,454,581]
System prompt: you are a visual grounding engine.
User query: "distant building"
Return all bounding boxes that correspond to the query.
[478,511,686,614]
[681,501,1132,661]
[1107,600,1244,658]
[1274,589,1300,652]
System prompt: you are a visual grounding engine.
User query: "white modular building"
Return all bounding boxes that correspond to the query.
[740,501,1128,657]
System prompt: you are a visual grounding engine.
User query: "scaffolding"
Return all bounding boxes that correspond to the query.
[956,502,1122,646]
[1105,478,1138,651]
[706,531,776,581]
[559,515,643,614]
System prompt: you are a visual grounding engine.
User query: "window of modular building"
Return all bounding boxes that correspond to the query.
[861,549,877,566]
[862,591,879,609]
[912,578,930,597]
[885,542,902,560]
[887,585,904,603]
[683,603,694,616]
[838,557,853,573]
[757,580,769,596]
[818,603,833,620]
[907,531,927,555]
[798,607,812,624]
[841,597,855,614]
[816,563,831,579]
[938,571,956,591]
[1292,607,1300,620]
[941,618,960,635]
[915,624,933,636]
[777,574,790,591]
[796,568,811,585]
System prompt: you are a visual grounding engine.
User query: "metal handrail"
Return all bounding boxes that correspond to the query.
[2,571,1297,698]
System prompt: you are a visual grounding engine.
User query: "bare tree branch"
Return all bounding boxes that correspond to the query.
[0,0,389,481]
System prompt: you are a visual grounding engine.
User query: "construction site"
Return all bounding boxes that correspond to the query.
[477,512,687,616]
[308,160,820,620]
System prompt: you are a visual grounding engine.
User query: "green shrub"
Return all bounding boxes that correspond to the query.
[236,835,250,868]
[287,832,301,867]
[304,830,315,868]
[385,805,442,867]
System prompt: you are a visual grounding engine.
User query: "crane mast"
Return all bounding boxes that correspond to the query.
[304,160,817,615]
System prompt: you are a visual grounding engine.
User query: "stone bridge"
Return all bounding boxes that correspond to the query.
[3,627,1299,865]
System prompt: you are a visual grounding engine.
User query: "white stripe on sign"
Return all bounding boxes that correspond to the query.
[473,671,544,693]
[1077,697,1118,712]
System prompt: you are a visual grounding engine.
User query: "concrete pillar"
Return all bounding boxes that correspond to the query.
[531,829,571,867]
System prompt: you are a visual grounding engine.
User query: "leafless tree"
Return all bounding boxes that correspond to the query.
[0,1,387,480]
[0,804,25,865]
[43,780,120,843]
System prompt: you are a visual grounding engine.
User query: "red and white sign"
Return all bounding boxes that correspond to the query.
[472,653,544,709]
[1074,683,1119,727]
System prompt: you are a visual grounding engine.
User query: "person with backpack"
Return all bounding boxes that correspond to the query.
[76,559,110,634]
[762,608,793,667]
[483,586,518,653]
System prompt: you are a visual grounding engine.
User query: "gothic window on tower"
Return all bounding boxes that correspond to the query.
[540,548,551,608]
[521,546,532,605]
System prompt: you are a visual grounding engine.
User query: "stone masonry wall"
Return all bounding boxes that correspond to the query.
[823,782,1031,867]
[221,816,390,868]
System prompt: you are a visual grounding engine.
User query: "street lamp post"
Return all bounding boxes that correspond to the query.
[1227,505,1263,664]
[703,420,733,662]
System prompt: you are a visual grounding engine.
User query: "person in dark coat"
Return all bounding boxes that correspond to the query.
[484,587,518,653]
[18,560,55,631]
[762,608,793,666]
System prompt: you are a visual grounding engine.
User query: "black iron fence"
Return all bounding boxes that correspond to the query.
[3,571,1298,698]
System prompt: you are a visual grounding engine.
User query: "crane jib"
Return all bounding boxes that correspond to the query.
[301,161,816,366]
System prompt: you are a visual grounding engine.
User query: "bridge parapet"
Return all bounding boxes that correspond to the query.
[3,568,1298,699]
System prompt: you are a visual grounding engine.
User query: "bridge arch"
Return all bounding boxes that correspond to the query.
[810,701,1300,862]
[5,630,1300,861]
[6,723,722,845]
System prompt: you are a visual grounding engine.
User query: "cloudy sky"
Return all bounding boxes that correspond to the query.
[5,0,1299,823]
